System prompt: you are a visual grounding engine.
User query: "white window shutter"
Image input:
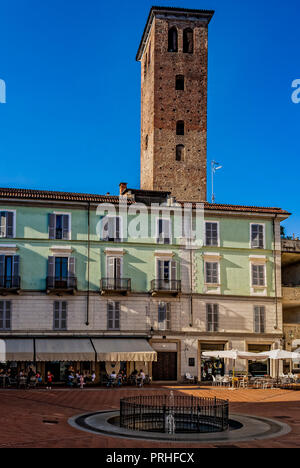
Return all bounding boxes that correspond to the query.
[0,212,6,238]
[107,257,115,278]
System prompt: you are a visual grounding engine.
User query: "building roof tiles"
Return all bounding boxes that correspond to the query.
[0,186,290,216]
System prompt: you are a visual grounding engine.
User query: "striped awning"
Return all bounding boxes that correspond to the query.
[92,339,157,362]
[1,339,34,362]
[35,339,95,362]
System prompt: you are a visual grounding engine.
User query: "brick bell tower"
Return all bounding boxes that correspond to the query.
[136,6,214,202]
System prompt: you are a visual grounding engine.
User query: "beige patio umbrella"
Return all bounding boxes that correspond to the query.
[202,349,269,386]
[257,350,300,381]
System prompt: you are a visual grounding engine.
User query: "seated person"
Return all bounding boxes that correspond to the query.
[107,371,117,387]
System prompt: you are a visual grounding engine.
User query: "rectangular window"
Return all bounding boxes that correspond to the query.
[157,260,177,281]
[205,262,219,284]
[205,222,219,247]
[49,214,71,240]
[47,256,76,289]
[206,304,219,332]
[53,301,67,330]
[251,224,265,249]
[106,256,123,279]
[0,255,20,289]
[55,257,69,280]
[158,303,171,331]
[102,216,122,242]
[254,306,265,333]
[252,264,266,287]
[176,75,185,91]
[107,302,120,330]
[0,301,11,330]
[0,211,14,239]
[157,218,171,244]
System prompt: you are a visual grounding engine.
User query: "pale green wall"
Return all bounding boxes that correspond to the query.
[0,205,276,296]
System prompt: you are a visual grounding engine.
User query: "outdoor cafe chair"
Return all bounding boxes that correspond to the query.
[221,376,231,387]
[18,377,27,390]
[238,377,249,389]
[184,373,195,384]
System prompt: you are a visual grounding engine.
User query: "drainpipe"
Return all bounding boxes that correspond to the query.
[273,214,279,332]
[189,248,193,327]
[86,202,91,326]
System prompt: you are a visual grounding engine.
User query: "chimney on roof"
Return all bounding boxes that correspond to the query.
[119,182,128,195]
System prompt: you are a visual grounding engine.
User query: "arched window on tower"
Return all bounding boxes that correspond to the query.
[176,145,185,161]
[176,121,185,136]
[176,75,185,91]
[168,27,178,52]
[183,28,194,54]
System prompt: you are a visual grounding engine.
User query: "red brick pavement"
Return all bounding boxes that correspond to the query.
[0,386,300,448]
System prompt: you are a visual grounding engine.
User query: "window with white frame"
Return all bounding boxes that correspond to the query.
[206,303,219,332]
[53,301,67,330]
[205,262,219,284]
[158,302,171,331]
[157,218,171,244]
[251,264,266,287]
[251,224,265,249]
[0,301,11,330]
[254,306,266,333]
[49,213,71,240]
[205,222,219,247]
[157,259,177,282]
[107,302,120,330]
[0,211,15,238]
[106,256,123,279]
[101,216,122,242]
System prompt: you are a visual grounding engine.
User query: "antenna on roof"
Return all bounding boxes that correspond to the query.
[211,160,222,203]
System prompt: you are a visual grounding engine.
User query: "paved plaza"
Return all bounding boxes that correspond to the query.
[0,386,300,448]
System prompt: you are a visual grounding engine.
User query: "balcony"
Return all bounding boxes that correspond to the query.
[46,277,77,294]
[100,278,131,295]
[150,279,181,296]
[0,276,20,294]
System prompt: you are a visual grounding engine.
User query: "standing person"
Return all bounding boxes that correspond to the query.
[27,367,35,387]
[36,372,42,387]
[75,370,80,387]
[139,369,146,387]
[91,371,96,384]
[46,371,54,390]
[79,374,85,390]
[67,372,75,388]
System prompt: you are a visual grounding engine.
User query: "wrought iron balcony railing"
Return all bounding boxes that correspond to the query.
[150,279,181,294]
[0,276,20,291]
[46,277,77,291]
[100,278,131,294]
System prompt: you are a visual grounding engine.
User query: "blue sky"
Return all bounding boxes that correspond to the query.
[0,0,299,234]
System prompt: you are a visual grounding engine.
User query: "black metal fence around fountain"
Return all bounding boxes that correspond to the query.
[120,394,229,434]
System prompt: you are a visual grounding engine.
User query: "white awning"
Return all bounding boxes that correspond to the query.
[92,339,157,362]
[2,339,34,362]
[35,339,95,362]
[202,349,270,361]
